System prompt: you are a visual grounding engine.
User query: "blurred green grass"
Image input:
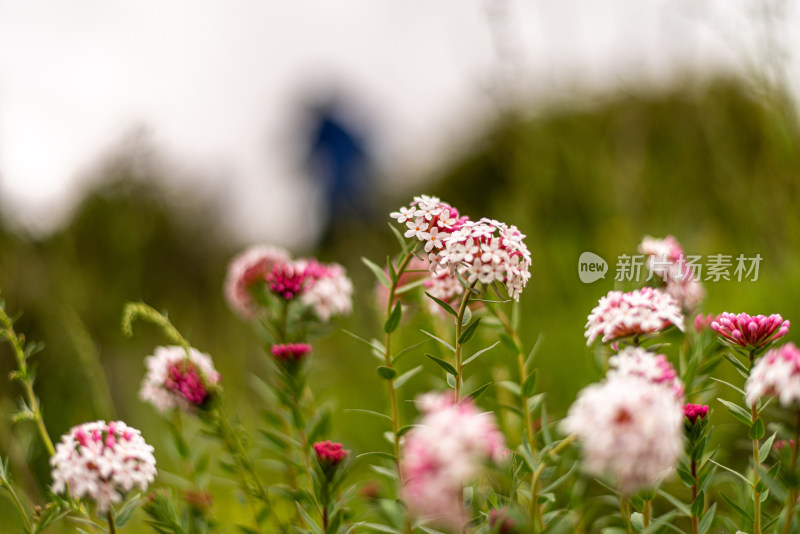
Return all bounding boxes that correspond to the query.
[1,78,799,531]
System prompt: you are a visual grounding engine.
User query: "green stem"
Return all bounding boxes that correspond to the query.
[781,411,800,534]
[643,499,651,528]
[0,477,32,532]
[691,459,699,534]
[0,307,56,457]
[453,283,476,402]
[107,510,117,534]
[620,496,633,534]
[529,435,575,532]
[752,402,762,534]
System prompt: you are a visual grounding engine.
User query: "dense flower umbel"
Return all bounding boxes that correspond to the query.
[51,421,157,512]
[224,245,291,319]
[746,343,800,406]
[711,312,790,352]
[265,261,310,299]
[401,392,506,528]
[140,346,221,413]
[639,235,705,311]
[561,376,684,494]
[683,403,709,425]
[585,287,684,345]
[313,441,348,465]
[271,343,312,363]
[391,195,468,255]
[298,260,353,321]
[608,347,684,400]
[435,218,532,301]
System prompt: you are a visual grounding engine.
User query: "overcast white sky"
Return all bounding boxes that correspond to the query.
[0,0,796,247]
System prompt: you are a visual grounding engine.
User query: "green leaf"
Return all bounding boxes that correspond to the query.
[342,329,385,358]
[427,354,457,376]
[458,318,481,344]
[424,292,457,317]
[717,398,752,427]
[709,377,745,396]
[295,502,324,534]
[709,460,752,485]
[420,330,455,352]
[691,490,705,518]
[446,373,457,389]
[344,409,391,421]
[397,425,415,437]
[387,255,398,284]
[698,503,716,534]
[759,431,777,463]
[114,494,140,527]
[463,341,500,366]
[359,523,402,534]
[521,370,538,397]
[362,257,390,287]
[395,278,427,295]
[394,365,423,388]
[721,351,750,378]
[357,451,397,461]
[376,365,396,379]
[394,340,430,364]
[749,417,765,440]
[466,382,492,400]
[384,302,402,333]
[388,222,407,251]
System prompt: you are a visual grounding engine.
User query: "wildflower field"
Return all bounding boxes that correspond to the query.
[1,82,800,534]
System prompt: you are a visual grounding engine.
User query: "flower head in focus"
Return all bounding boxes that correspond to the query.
[401,392,506,528]
[608,347,684,400]
[436,218,532,301]
[140,346,221,413]
[224,245,291,319]
[585,287,684,346]
[561,376,683,494]
[391,195,467,255]
[711,312,789,353]
[746,343,800,406]
[313,441,348,470]
[51,421,157,512]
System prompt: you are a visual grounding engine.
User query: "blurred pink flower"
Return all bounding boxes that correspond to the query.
[271,342,313,363]
[140,346,221,413]
[561,376,683,495]
[401,392,505,529]
[639,235,704,311]
[585,287,684,345]
[224,245,291,319]
[746,343,800,406]
[711,312,789,351]
[51,421,157,512]
[608,347,684,400]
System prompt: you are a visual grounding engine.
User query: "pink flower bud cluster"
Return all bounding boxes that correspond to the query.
[401,392,505,528]
[638,235,705,311]
[561,376,683,495]
[683,403,709,425]
[746,343,800,406]
[585,287,684,346]
[51,421,157,512]
[608,347,684,400]
[225,246,352,322]
[271,343,312,363]
[313,440,348,465]
[140,346,221,413]
[711,312,789,351]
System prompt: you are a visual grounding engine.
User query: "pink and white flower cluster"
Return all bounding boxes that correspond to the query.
[746,343,800,406]
[51,421,157,512]
[639,235,705,311]
[585,287,684,345]
[392,195,532,301]
[225,245,352,321]
[608,347,684,400]
[435,218,532,301]
[401,392,505,528]
[391,195,467,254]
[711,312,790,352]
[140,346,221,413]
[561,376,683,494]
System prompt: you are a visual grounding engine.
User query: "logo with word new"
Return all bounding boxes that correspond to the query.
[578,252,608,283]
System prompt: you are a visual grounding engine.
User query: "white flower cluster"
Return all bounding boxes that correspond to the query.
[436,218,532,301]
[390,195,464,254]
[51,421,157,512]
[585,287,684,345]
[561,376,683,495]
[139,345,221,412]
[401,392,506,528]
[224,245,291,319]
[609,347,684,400]
[746,343,800,406]
[638,235,705,311]
[300,262,354,321]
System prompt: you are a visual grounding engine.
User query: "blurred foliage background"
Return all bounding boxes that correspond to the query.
[1,77,799,531]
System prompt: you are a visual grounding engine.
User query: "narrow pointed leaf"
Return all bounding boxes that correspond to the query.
[424,292,457,317]
[362,257,390,287]
[426,354,457,376]
[384,302,402,333]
